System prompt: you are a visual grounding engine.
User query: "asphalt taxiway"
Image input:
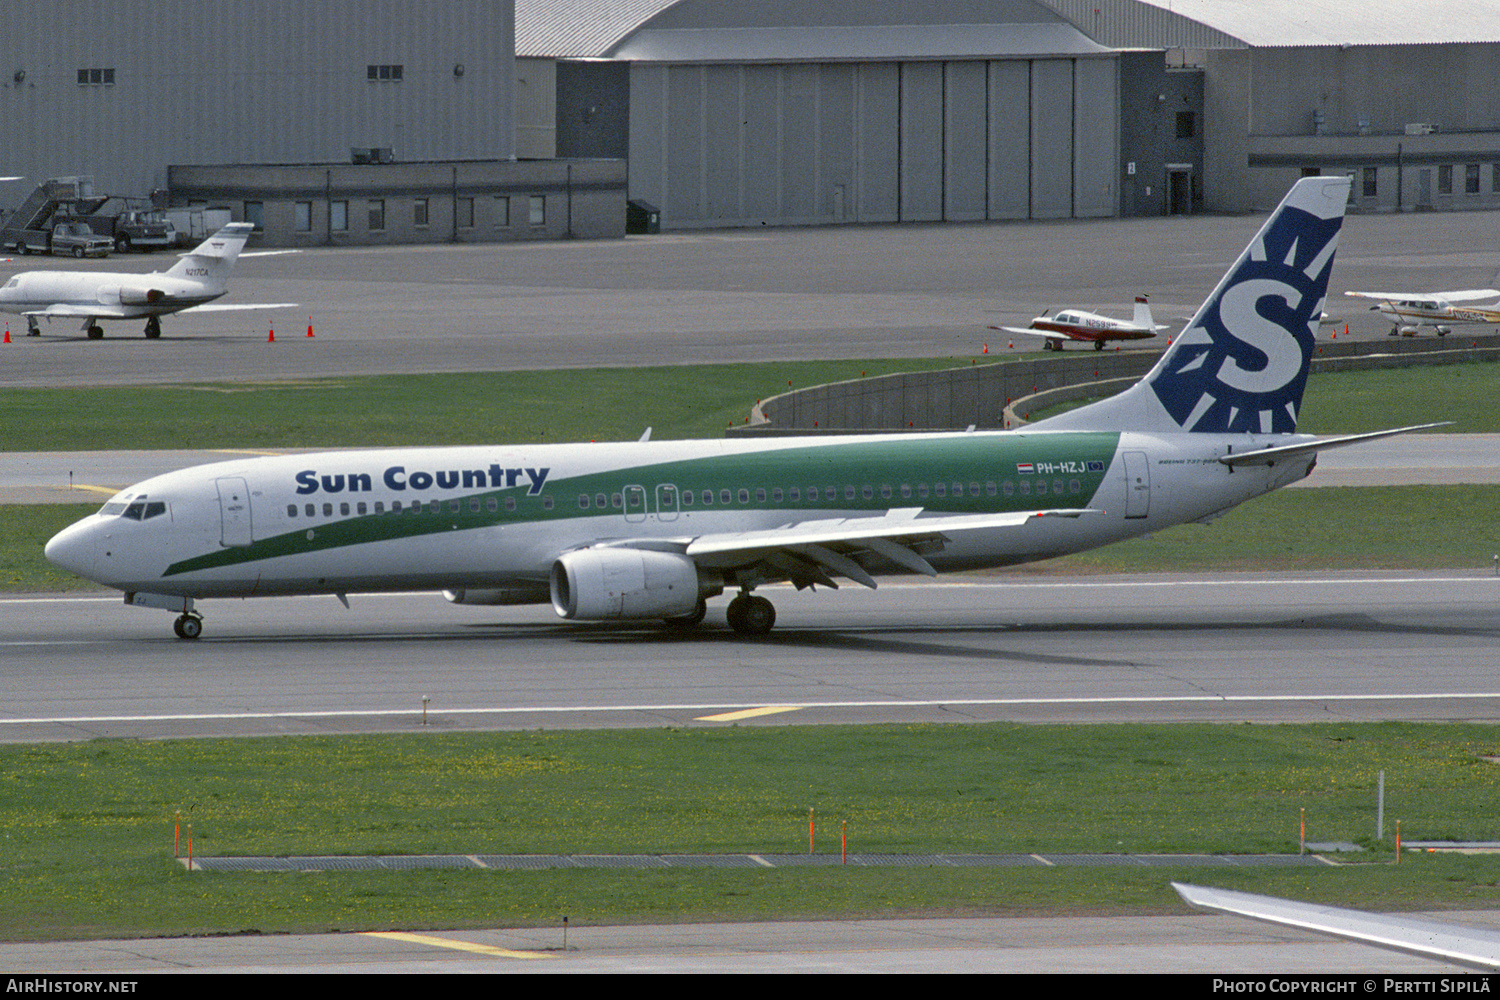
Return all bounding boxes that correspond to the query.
[4,573,1497,741]
[3,207,1498,388]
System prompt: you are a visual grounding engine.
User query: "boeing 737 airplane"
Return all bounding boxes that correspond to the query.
[0,222,294,338]
[45,178,1436,640]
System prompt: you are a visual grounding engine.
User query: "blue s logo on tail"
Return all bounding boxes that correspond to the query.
[1148,178,1349,434]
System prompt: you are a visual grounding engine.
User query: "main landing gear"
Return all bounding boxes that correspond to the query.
[173,613,203,640]
[725,592,776,636]
[144,316,161,339]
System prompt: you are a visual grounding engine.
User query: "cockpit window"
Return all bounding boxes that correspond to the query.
[102,496,166,520]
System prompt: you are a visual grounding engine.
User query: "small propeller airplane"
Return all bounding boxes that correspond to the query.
[995,295,1169,351]
[1344,288,1500,337]
[0,222,296,339]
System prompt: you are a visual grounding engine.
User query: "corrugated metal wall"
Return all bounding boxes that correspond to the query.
[0,1,515,198]
[629,56,1120,228]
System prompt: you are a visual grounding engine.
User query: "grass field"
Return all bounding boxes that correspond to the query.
[0,356,1495,451]
[3,722,1499,941]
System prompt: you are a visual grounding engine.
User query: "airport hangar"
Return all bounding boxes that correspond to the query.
[3,0,1498,247]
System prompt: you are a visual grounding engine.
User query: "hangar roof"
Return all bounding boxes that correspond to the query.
[518,0,1108,60]
[1040,0,1500,48]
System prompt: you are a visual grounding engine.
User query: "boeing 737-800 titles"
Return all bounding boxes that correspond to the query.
[0,222,293,338]
[46,178,1435,639]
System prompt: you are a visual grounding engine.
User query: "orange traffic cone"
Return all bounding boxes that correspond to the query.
[267,325,276,342]
[3,327,9,344]
[982,343,988,354]
[306,317,314,338]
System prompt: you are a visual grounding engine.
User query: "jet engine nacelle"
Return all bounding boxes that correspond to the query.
[550,547,702,621]
[118,287,167,306]
[443,586,549,606]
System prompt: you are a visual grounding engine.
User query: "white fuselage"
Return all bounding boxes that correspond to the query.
[0,270,223,318]
[44,429,1315,603]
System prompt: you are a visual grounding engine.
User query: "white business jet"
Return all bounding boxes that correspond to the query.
[0,222,295,339]
[46,178,1440,640]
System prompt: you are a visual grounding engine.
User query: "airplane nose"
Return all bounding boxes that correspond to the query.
[44,519,98,580]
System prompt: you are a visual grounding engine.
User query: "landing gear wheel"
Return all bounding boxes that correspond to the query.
[663,597,708,630]
[144,317,161,339]
[173,614,203,640]
[726,594,775,635]
[87,325,104,340]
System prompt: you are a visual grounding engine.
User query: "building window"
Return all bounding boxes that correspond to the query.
[367,65,403,81]
[244,201,264,230]
[1465,164,1480,195]
[1174,111,1195,139]
[1439,165,1453,195]
[1362,167,1377,199]
[529,196,546,226]
[493,196,510,227]
[456,197,474,228]
[331,200,348,232]
[294,202,312,232]
[414,198,429,227]
[77,68,115,86]
[368,200,385,231]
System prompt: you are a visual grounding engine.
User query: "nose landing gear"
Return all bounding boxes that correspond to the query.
[173,614,203,640]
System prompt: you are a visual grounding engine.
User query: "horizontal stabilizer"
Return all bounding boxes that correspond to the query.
[1218,422,1452,467]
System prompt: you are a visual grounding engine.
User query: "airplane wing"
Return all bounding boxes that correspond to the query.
[676,506,1101,589]
[997,325,1072,342]
[23,305,134,319]
[178,302,300,313]
[1348,289,1500,303]
[1218,422,1452,468]
[1173,882,1500,971]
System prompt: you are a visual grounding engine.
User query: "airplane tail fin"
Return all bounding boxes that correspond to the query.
[1031,177,1351,436]
[1132,295,1154,330]
[164,223,255,289]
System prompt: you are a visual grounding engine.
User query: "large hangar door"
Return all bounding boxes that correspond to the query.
[988,60,1031,221]
[944,61,989,222]
[1030,60,1074,219]
[1073,58,1118,218]
[900,62,944,222]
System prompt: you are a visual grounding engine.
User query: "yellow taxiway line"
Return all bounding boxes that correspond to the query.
[362,930,553,960]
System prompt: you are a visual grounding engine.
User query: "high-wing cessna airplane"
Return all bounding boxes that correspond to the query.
[0,222,294,339]
[1345,287,1500,336]
[45,178,1436,640]
[996,295,1167,350]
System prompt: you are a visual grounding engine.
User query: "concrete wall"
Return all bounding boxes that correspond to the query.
[169,159,626,246]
